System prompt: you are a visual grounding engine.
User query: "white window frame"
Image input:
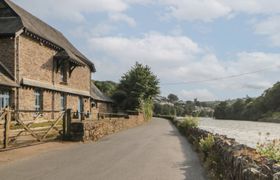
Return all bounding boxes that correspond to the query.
[34,89,42,111]
[60,94,66,111]
[0,90,10,110]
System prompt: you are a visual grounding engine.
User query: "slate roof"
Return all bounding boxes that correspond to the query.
[0,62,18,87]
[0,0,96,72]
[0,72,18,87]
[90,81,114,103]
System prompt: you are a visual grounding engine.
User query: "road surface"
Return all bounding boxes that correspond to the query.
[0,118,206,180]
[199,118,280,148]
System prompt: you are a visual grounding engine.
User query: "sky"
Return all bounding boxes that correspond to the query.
[13,0,280,101]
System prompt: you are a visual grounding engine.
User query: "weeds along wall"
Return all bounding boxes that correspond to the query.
[170,118,280,180]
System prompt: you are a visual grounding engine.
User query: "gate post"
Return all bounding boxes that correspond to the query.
[4,109,11,149]
[63,109,72,140]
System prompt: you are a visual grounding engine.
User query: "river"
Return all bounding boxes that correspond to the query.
[198,118,280,148]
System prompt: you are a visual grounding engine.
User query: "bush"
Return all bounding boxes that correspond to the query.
[142,99,154,121]
[257,139,280,164]
[179,116,199,129]
[199,134,215,153]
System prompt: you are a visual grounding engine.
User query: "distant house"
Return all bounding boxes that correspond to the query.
[0,0,99,119]
[90,81,113,118]
[154,96,174,106]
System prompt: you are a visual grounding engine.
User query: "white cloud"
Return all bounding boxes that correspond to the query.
[224,0,280,15]
[15,0,280,23]
[14,0,128,22]
[12,0,280,99]
[162,0,231,22]
[241,81,272,90]
[89,32,280,97]
[89,33,201,65]
[180,89,216,101]
[109,13,137,27]
[161,0,280,22]
[254,16,280,46]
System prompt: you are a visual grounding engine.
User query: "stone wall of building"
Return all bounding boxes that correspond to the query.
[67,65,91,92]
[19,35,56,83]
[18,86,34,110]
[97,101,112,113]
[66,95,90,113]
[17,87,91,121]
[0,37,15,76]
[15,35,92,115]
[18,35,91,92]
[71,113,146,142]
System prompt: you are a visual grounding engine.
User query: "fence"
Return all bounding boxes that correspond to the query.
[0,108,71,149]
[0,108,137,149]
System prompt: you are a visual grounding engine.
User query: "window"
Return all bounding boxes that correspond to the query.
[34,89,43,111]
[0,90,9,110]
[60,63,67,83]
[60,94,66,111]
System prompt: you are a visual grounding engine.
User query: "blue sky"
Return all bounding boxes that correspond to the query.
[14,0,280,101]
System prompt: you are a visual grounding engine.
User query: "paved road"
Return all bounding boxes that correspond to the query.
[0,118,206,180]
[199,118,280,148]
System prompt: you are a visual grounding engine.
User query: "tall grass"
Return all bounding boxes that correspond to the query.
[142,99,154,121]
[178,116,199,129]
[257,140,280,164]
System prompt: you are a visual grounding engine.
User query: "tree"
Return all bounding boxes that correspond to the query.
[94,81,118,96]
[262,82,280,112]
[115,62,160,111]
[184,101,195,115]
[214,101,228,119]
[167,94,179,103]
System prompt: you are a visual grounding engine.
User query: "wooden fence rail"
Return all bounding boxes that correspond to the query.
[0,109,72,149]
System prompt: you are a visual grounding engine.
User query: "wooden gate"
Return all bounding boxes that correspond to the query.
[0,109,71,149]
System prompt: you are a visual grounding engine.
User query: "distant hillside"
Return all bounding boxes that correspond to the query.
[214,82,280,122]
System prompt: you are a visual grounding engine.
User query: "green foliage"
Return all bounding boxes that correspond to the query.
[257,140,280,164]
[142,99,154,120]
[153,98,214,118]
[153,103,176,116]
[199,134,215,153]
[116,62,160,110]
[262,82,280,112]
[179,116,199,129]
[167,94,179,103]
[94,80,118,96]
[214,82,280,121]
[260,112,280,122]
[213,101,229,119]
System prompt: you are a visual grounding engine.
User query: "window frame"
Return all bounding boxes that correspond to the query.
[59,62,68,83]
[34,89,43,112]
[60,93,66,111]
[0,90,10,110]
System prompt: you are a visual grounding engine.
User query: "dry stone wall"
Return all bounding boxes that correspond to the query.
[71,114,146,142]
[170,118,280,180]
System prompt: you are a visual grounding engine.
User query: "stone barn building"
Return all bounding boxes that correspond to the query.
[0,0,111,119]
[90,81,114,118]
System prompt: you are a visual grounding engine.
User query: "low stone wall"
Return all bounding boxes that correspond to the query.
[71,114,146,142]
[170,119,280,180]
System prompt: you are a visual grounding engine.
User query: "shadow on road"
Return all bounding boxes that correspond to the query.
[164,119,207,180]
